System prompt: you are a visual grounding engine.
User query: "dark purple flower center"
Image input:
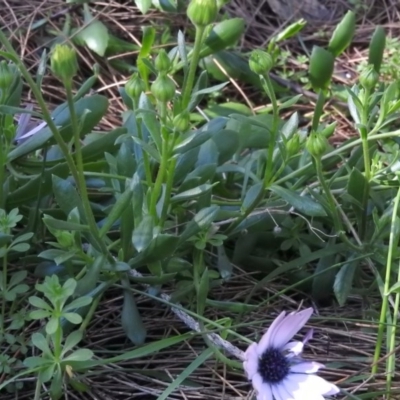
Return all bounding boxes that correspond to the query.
[258,348,290,383]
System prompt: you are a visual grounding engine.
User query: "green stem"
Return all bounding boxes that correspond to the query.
[79,294,102,332]
[181,25,206,109]
[372,183,400,374]
[274,129,400,187]
[65,84,110,257]
[53,306,63,360]
[262,75,279,187]
[133,99,153,188]
[1,252,7,334]
[149,138,169,222]
[225,74,280,234]
[315,157,360,251]
[311,90,325,132]
[359,88,371,239]
[0,32,80,195]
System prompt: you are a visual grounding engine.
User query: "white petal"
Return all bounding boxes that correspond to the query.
[272,383,294,400]
[324,384,341,395]
[256,382,273,400]
[257,311,287,355]
[282,377,323,400]
[283,340,304,357]
[245,342,258,358]
[285,373,340,396]
[270,308,314,349]
[290,361,325,374]
[252,373,264,394]
[243,356,259,380]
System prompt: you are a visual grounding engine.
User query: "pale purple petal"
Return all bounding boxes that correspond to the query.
[283,377,324,400]
[283,340,304,357]
[257,311,287,355]
[290,361,325,374]
[285,373,340,397]
[252,373,264,395]
[302,328,314,345]
[270,308,314,349]
[17,120,48,141]
[243,344,259,380]
[256,382,273,400]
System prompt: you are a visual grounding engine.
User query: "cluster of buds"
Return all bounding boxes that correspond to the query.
[151,50,175,102]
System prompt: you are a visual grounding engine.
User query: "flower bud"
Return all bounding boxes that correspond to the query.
[125,73,145,101]
[187,0,218,27]
[306,131,327,158]
[151,75,175,102]
[286,134,300,157]
[55,230,75,249]
[359,65,379,90]
[173,110,190,131]
[249,50,273,75]
[50,44,78,84]
[0,61,15,93]
[155,50,171,74]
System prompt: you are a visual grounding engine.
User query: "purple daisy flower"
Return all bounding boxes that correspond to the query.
[243,308,340,400]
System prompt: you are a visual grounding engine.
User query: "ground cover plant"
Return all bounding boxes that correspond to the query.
[0,0,399,399]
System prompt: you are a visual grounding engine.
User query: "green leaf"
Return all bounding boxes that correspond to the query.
[9,243,29,253]
[197,268,209,316]
[171,184,216,203]
[138,94,162,151]
[77,20,109,56]
[51,175,85,220]
[242,183,263,212]
[75,255,104,297]
[191,82,229,97]
[140,26,156,57]
[217,245,232,279]
[62,331,83,356]
[270,185,327,217]
[132,215,154,252]
[0,233,12,247]
[311,251,337,302]
[121,283,146,345]
[63,348,93,362]
[69,332,194,371]
[281,112,299,138]
[43,217,90,232]
[129,234,180,268]
[179,205,220,244]
[46,317,59,335]
[129,272,176,285]
[9,270,27,287]
[135,0,152,14]
[99,188,133,238]
[274,19,307,42]
[63,312,83,324]
[64,296,92,311]
[333,256,359,306]
[31,333,52,356]
[29,295,52,310]
[173,130,212,155]
[347,167,368,208]
[39,364,56,384]
[205,299,256,313]
[156,348,213,400]
[8,95,109,161]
